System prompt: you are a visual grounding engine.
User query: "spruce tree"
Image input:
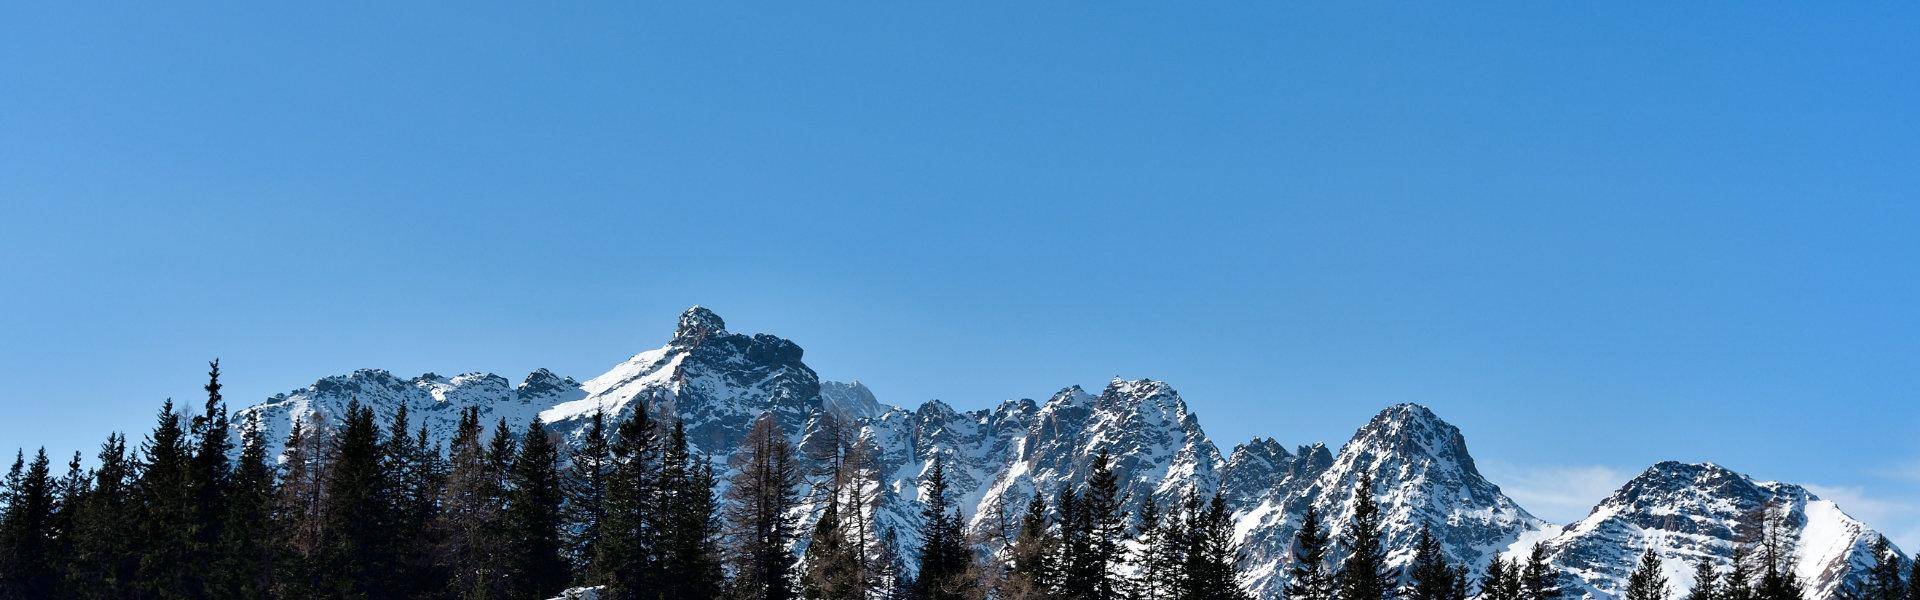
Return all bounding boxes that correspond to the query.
[803,499,863,600]
[1407,527,1453,600]
[1724,545,1754,600]
[134,399,200,599]
[1480,557,1519,600]
[0,448,58,598]
[562,408,613,576]
[187,359,233,578]
[65,433,134,599]
[1005,493,1058,600]
[503,417,570,599]
[1865,536,1904,600]
[1908,561,1919,600]
[1183,492,1247,600]
[1626,550,1670,600]
[658,420,726,599]
[597,401,663,599]
[1082,449,1129,600]
[913,455,978,600]
[435,406,497,597]
[1287,504,1336,600]
[1450,564,1473,600]
[1133,495,1175,600]
[381,403,440,596]
[1684,557,1719,600]
[209,412,278,598]
[1521,543,1561,600]
[316,400,401,598]
[1338,468,1394,600]
[47,451,87,596]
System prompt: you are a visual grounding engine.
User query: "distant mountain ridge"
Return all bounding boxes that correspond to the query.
[232,307,1904,600]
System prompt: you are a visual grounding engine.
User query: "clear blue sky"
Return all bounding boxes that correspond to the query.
[3,3,1916,544]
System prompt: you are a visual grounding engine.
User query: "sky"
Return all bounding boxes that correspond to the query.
[2,3,1917,546]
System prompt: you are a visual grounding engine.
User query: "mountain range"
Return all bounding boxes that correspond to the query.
[233,307,1904,600]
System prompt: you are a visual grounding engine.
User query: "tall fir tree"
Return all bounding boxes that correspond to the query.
[562,408,613,577]
[1004,493,1058,600]
[0,449,58,598]
[1181,491,1248,600]
[1079,450,1129,600]
[65,433,134,599]
[658,420,726,599]
[1338,468,1394,600]
[209,412,278,599]
[1865,536,1905,600]
[316,400,402,598]
[596,401,664,599]
[913,455,979,600]
[1684,557,1720,600]
[47,451,88,596]
[502,417,571,599]
[803,499,863,600]
[725,415,802,600]
[1724,545,1755,600]
[1626,550,1670,600]
[1407,527,1454,600]
[381,403,442,596]
[1132,495,1177,600]
[1480,557,1520,600]
[134,399,201,599]
[1521,543,1562,600]
[186,359,233,583]
[1287,504,1337,600]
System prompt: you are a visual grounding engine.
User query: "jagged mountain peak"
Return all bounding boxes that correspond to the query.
[673,305,728,346]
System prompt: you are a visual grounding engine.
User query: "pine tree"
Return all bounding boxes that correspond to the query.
[1183,492,1248,600]
[1626,550,1670,600]
[1450,564,1473,600]
[1133,495,1177,600]
[725,415,802,600]
[914,455,979,600]
[1521,543,1561,600]
[1723,545,1754,600]
[134,399,201,599]
[1082,449,1129,600]
[381,403,441,596]
[1407,527,1453,600]
[1288,504,1336,600]
[186,359,233,581]
[597,401,664,599]
[803,499,863,600]
[1907,561,1919,600]
[47,451,87,596]
[1865,536,1905,600]
[1004,493,1058,600]
[1684,557,1719,600]
[876,526,914,600]
[562,408,613,576]
[658,420,726,599]
[503,417,571,599]
[65,433,135,599]
[316,400,402,598]
[0,448,59,598]
[209,411,278,598]
[1480,557,1519,600]
[1338,468,1394,600]
[436,406,498,597]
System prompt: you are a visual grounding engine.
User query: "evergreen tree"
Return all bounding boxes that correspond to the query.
[1450,564,1473,600]
[1908,561,1919,600]
[1133,495,1177,600]
[209,412,278,599]
[658,420,726,599]
[1723,545,1755,600]
[0,449,59,598]
[65,433,134,599]
[1625,550,1670,600]
[1005,493,1058,600]
[562,408,613,576]
[186,359,233,580]
[876,526,914,600]
[1521,543,1561,600]
[1338,468,1394,600]
[503,417,571,599]
[46,451,87,596]
[275,413,332,597]
[914,455,978,600]
[597,402,663,599]
[1287,504,1336,600]
[316,400,402,598]
[1081,449,1129,600]
[436,406,497,597]
[725,415,802,600]
[1182,492,1248,600]
[381,403,442,596]
[803,499,862,600]
[134,399,200,599]
[1865,536,1905,600]
[1684,557,1719,600]
[1752,510,1804,600]
[1407,527,1453,600]
[1479,557,1519,600]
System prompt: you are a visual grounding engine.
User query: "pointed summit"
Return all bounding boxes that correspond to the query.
[674,305,727,346]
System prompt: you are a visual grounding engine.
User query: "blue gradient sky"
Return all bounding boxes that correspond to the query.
[2,4,1916,543]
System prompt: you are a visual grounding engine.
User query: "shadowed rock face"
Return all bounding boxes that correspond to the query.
[234,307,1902,600]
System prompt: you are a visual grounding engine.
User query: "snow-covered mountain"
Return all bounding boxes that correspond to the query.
[1226,404,1550,599]
[234,307,1903,600]
[1526,461,1904,600]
